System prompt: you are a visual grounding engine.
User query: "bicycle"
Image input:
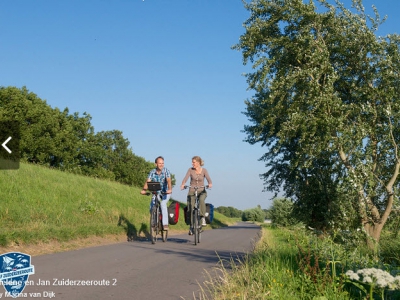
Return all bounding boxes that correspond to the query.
[184,185,209,245]
[146,182,168,244]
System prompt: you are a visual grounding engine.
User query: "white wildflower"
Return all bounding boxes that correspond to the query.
[376,278,387,288]
[345,270,360,281]
[346,268,399,289]
[363,276,373,284]
[393,276,400,289]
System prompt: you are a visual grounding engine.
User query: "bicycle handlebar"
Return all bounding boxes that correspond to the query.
[145,191,167,196]
[183,185,210,190]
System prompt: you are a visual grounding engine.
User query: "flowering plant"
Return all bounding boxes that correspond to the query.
[346,268,400,299]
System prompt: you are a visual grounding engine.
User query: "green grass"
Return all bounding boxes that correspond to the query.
[199,225,400,300]
[0,162,230,247]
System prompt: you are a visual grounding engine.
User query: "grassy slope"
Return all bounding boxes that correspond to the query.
[0,163,233,247]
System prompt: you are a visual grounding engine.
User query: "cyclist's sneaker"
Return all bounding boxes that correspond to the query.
[163,225,169,230]
[188,228,193,235]
[201,217,207,226]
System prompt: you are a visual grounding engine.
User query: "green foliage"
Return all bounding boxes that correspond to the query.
[383,209,400,238]
[379,232,400,266]
[79,199,99,215]
[215,206,242,218]
[0,86,161,187]
[263,208,271,219]
[242,206,265,222]
[234,0,400,245]
[269,198,299,227]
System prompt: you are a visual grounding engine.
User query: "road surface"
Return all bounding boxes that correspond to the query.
[22,222,261,299]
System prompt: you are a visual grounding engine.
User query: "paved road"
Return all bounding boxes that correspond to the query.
[23,222,260,300]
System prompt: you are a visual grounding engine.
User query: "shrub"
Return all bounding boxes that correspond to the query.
[242,207,264,222]
[269,198,298,227]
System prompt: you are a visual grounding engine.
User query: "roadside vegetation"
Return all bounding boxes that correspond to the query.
[196,196,400,299]
[202,224,400,300]
[0,162,232,250]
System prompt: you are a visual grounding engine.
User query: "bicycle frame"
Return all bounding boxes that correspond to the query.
[184,185,208,245]
[148,190,168,244]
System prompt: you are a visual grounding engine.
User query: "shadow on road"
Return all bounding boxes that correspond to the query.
[162,237,190,244]
[118,219,260,270]
[134,244,250,270]
[132,237,191,244]
[118,214,152,241]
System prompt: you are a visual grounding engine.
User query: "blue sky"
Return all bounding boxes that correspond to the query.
[1,0,399,210]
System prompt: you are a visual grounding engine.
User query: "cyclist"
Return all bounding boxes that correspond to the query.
[180,156,212,235]
[141,156,172,231]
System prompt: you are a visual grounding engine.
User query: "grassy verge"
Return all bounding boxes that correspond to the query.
[0,163,231,249]
[202,225,308,299]
[201,225,400,300]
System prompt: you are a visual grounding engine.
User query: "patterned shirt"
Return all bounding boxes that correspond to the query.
[147,168,171,193]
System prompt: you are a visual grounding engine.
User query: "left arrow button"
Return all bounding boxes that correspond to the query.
[0,121,20,169]
[2,136,12,154]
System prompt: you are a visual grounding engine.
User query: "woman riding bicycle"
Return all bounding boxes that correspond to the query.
[180,156,212,235]
[141,156,172,231]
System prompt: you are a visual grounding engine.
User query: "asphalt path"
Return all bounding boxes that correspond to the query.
[23,222,261,300]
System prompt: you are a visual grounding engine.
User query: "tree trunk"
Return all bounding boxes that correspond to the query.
[361,192,395,250]
[342,143,398,250]
[363,222,383,250]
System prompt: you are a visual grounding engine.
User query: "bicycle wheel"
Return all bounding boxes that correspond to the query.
[193,208,199,245]
[162,228,168,242]
[197,215,201,244]
[161,208,168,242]
[150,207,157,244]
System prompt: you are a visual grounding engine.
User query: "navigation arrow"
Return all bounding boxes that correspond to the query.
[2,136,12,154]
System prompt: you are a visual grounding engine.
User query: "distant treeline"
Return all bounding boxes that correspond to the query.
[0,86,163,187]
[216,205,271,222]
[215,206,242,218]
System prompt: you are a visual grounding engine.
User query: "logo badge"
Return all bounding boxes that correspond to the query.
[0,252,35,298]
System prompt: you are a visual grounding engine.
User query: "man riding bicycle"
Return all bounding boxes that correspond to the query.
[141,156,172,231]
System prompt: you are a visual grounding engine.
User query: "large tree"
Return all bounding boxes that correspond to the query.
[235,0,400,246]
